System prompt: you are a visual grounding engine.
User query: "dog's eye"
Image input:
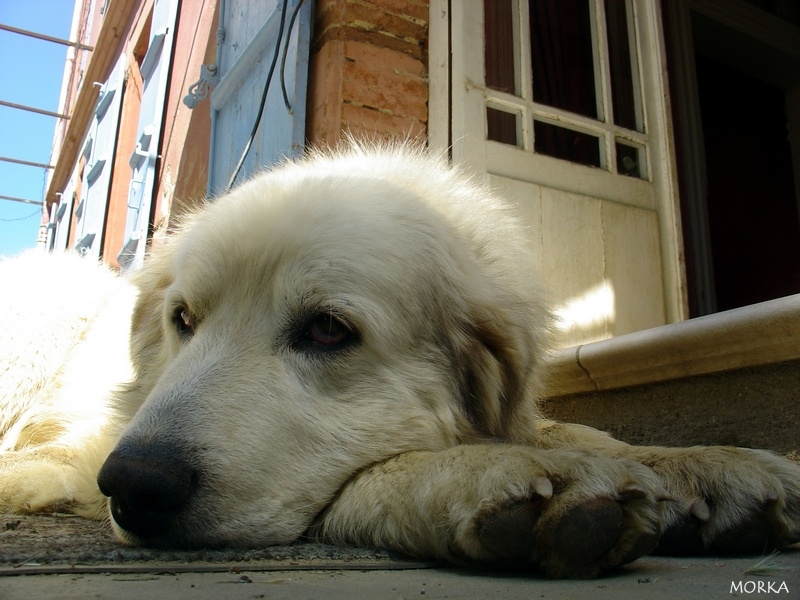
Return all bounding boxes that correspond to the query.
[304,313,351,348]
[172,306,195,339]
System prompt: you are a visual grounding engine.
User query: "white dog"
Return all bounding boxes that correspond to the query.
[1,144,798,578]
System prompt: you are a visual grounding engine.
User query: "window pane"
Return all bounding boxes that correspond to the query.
[485,0,516,93]
[534,121,601,167]
[487,107,520,147]
[606,0,641,131]
[529,0,598,118]
[616,141,645,178]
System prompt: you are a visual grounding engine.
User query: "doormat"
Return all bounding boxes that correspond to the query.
[0,514,435,576]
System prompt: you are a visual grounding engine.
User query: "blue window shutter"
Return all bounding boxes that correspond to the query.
[51,178,76,252]
[118,0,179,270]
[71,53,125,259]
[207,0,311,196]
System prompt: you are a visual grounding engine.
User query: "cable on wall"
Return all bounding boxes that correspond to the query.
[226,0,290,191]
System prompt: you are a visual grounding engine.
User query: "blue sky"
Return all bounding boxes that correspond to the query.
[0,1,75,257]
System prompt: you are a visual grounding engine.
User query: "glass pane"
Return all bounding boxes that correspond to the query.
[616,141,645,178]
[529,0,598,118]
[606,0,641,131]
[484,0,516,93]
[534,121,601,167]
[487,107,520,147]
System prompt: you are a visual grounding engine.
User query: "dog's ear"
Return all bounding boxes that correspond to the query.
[126,242,175,381]
[453,292,549,441]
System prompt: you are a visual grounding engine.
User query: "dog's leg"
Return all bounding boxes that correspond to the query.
[0,442,111,519]
[310,444,666,578]
[620,445,800,556]
[531,419,800,556]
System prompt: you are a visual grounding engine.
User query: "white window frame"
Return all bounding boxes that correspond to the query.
[483,0,649,179]
[430,0,687,326]
[431,0,800,386]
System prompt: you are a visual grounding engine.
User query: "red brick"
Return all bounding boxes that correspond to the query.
[340,102,426,142]
[306,0,430,147]
[343,39,424,75]
[314,0,427,59]
[306,41,345,148]
[345,2,427,39]
[342,64,427,121]
[357,0,429,23]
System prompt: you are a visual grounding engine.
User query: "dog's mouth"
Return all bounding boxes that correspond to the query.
[105,486,196,544]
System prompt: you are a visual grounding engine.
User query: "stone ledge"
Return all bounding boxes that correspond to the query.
[544,294,800,397]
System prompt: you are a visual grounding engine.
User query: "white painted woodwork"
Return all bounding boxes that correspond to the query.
[433,0,686,348]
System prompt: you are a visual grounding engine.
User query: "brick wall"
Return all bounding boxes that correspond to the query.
[306,0,429,147]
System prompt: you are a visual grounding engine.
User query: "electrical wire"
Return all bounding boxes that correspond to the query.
[226,0,290,191]
[280,0,307,114]
[0,209,41,222]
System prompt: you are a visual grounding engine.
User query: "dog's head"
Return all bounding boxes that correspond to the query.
[97,145,550,548]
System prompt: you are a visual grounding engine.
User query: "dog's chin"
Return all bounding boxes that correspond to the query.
[108,519,146,547]
[107,509,303,549]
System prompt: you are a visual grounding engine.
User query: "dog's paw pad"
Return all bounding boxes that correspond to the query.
[657,502,775,556]
[616,528,662,565]
[708,509,774,555]
[478,500,540,560]
[477,478,553,561]
[549,497,623,567]
[655,512,704,556]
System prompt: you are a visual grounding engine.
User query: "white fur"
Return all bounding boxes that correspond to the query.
[0,251,136,516]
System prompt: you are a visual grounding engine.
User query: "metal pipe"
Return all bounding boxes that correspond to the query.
[0,23,94,51]
[0,195,43,206]
[0,156,55,169]
[0,99,70,120]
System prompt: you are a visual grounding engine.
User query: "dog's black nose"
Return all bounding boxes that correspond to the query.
[97,444,196,540]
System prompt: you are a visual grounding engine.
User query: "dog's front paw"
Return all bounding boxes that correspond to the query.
[0,449,107,518]
[468,450,667,578]
[632,447,800,556]
[313,446,667,578]
[0,458,76,514]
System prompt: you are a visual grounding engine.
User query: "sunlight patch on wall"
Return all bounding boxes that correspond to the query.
[553,282,615,347]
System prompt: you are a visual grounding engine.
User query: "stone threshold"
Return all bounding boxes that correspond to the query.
[543,293,800,397]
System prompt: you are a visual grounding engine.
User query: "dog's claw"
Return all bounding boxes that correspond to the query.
[533,476,553,499]
[690,498,710,521]
[619,484,647,500]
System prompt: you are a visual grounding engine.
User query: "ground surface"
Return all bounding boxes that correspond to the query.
[1,514,797,599]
